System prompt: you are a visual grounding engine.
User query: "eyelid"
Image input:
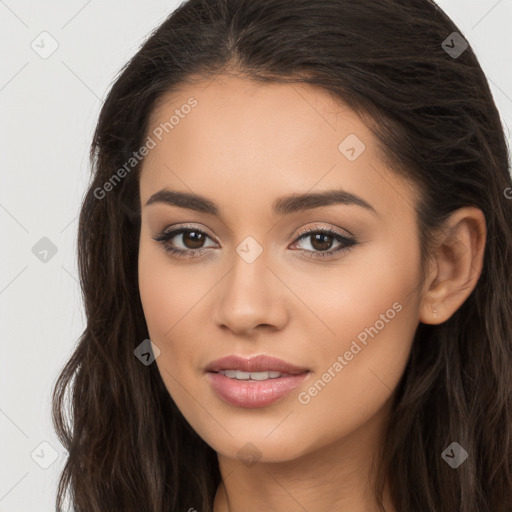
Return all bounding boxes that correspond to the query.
[292,223,353,239]
[157,222,351,245]
[160,223,218,241]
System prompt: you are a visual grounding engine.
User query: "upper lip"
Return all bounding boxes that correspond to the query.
[205,354,310,375]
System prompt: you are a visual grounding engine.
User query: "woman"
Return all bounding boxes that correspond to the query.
[52,0,512,510]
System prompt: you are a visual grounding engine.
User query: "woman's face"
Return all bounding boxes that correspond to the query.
[138,75,426,463]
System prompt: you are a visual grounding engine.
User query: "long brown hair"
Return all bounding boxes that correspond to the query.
[52,0,512,510]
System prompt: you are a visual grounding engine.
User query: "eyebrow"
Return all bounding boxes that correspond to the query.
[145,188,378,217]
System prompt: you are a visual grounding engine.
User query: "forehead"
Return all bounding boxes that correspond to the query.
[146,74,368,158]
[139,75,418,222]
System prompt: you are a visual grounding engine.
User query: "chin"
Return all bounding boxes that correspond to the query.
[196,418,318,465]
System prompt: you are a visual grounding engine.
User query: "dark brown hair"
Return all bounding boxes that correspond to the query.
[52,0,512,510]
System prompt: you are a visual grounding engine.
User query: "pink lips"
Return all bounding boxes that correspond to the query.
[205,354,311,408]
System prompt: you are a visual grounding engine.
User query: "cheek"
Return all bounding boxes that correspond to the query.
[138,235,227,426]
[289,299,418,456]
[137,239,200,373]
[138,228,209,335]
[293,306,416,458]
[138,244,222,445]
[300,232,421,353]
[293,237,422,432]
[138,250,175,339]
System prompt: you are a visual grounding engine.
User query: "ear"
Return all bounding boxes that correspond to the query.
[418,206,487,325]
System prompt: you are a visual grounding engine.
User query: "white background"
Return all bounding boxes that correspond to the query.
[1,1,511,510]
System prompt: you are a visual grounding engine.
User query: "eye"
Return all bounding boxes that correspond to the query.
[152,224,357,260]
[290,226,357,259]
[152,226,217,259]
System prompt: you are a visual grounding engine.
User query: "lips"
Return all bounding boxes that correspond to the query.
[205,354,311,408]
[205,354,310,375]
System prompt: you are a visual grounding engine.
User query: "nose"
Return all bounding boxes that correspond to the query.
[213,247,289,336]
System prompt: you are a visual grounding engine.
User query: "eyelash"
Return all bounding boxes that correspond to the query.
[152,225,357,260]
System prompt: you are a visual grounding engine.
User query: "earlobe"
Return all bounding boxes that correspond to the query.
[419,206,486,325]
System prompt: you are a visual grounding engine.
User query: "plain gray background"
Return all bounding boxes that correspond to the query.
[1,0,511,510]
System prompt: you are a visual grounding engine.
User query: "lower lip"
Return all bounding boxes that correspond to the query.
[206,372,310,408]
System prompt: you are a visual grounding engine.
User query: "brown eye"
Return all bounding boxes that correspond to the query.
[152,227,217,259]
[310,233,335,251]
[291,227,357,259]
[181,230,207,249]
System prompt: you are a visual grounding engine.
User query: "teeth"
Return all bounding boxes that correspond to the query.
[219,370,286,380]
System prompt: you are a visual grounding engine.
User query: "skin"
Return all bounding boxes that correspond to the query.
[137,74,486,512]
